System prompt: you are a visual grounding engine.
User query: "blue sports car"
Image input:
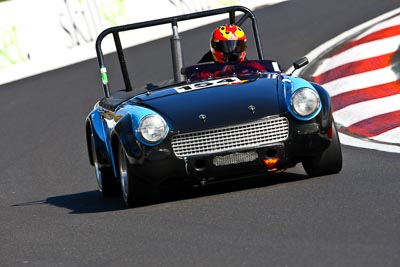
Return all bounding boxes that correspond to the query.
[86,6,342,207]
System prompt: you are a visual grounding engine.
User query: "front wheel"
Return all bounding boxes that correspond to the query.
[118,143,156,207]
[302,122,343,177]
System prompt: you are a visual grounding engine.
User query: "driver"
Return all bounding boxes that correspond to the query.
[199,24,247,63]
[196,24,266,80]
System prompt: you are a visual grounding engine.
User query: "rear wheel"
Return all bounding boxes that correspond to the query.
[91,133,120,197]
[118,143,157,207]
[302,122,343,177]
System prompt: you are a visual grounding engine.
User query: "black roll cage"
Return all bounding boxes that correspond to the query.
[95,5,264,98]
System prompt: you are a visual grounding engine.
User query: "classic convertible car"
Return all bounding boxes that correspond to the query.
[86,6,342,207]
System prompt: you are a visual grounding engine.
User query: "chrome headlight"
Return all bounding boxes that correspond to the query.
[291,88,320,117]
[138,115,168,143]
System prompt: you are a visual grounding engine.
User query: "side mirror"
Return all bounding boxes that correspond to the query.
[288,57,309,76]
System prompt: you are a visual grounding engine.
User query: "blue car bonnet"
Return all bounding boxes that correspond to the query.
[135,76,281,132]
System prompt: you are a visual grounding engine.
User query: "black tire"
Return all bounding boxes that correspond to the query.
[117,143,157,207]
[91,133,120,197]
[302,122,343,177]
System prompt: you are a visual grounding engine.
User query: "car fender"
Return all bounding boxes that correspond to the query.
[110,105,164,169]
[310,82,333,130]
[282,76,322,121]
[86,108,113,168]
[111,114,144,167]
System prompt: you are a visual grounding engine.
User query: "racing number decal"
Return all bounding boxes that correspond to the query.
[174,77,244,93]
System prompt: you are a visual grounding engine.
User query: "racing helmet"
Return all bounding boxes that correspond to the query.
[210,24,247,62]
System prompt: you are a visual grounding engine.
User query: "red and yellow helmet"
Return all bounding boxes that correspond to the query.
[210,24,247,63]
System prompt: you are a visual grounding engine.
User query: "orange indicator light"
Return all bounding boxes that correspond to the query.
[263,158,280,169]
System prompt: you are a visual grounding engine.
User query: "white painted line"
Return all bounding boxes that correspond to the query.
[356,14,400,40]
[333,94,400,127]
[322,66,398,97]
[313,35,400,76]
[373,127,400,143]
[339,132,400,153]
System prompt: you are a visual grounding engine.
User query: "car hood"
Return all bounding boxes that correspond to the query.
[133,76,281,132]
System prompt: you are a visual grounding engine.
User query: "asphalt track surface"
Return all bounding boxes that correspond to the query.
[1,0,399,266]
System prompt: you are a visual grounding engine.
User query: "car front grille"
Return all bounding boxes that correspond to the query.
[171,116,289,158]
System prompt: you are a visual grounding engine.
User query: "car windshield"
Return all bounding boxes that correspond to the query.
[182,60,281,82]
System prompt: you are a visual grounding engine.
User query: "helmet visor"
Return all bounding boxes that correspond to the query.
[213,40,246,54]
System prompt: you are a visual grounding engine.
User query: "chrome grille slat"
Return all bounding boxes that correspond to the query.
[171,117,289,158]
